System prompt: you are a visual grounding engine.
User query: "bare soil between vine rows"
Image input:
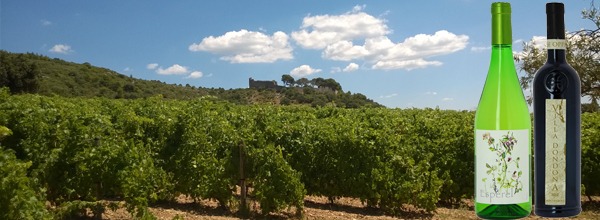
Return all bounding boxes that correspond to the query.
[86,195,600,219]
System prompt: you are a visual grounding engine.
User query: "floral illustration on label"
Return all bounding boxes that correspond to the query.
[476,129,529,204]
[481,131,523,194]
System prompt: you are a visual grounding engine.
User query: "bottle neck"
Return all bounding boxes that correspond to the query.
[491,44,514,59]
[546,3,566,64]
[490,44,517,76]
[547,48,567,63]
[491,7,512,45]
[546,38,567,63]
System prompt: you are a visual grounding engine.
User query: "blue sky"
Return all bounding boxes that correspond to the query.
[1,0,596,109]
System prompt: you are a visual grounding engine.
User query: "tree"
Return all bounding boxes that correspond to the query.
[324,78,342,92]
[516,1,600,111]
[281,74,294,87]
[0,52,40,94]
[296,78,310,87]
[123,83,136,93]
[22,62,40,93]
[311,77,326,88]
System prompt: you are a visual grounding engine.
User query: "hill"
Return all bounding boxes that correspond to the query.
[0,51,381,107]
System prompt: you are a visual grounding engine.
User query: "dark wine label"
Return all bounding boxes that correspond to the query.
[545,99,566,205]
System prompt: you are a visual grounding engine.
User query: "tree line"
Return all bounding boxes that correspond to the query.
[281,74,342,92]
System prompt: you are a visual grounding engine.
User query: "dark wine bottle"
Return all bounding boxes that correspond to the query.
[533,2,582,217]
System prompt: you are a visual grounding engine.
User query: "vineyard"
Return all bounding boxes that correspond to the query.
[1,88,599,219]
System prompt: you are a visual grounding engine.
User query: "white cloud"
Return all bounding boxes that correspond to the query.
[289,65,322,78]
[331,63,359,73]
[365,31,468,70]
[380,30,469,60]
[124,67,132,72]
[425,91,438,95]
[379,93,398,99]
[49,44,73,54]
[190,5,468,71]
[373,59,442,70]
[291,5,469,71]
[513,39,524,45]
[321,31,468,69]
[529,36,547,50]
[343,63,359,72]
[189,29,293,63]
[352,4,366,12]
[156,64,189,75]
[442,97,454,101]
[291,5,390,49]
[186,71,203,79]
[41,19,52,26]
[147,63,159,69]
[323,40,369,61]
[515,36,546,59]
[471,46,490,52]
[330,67,342,73]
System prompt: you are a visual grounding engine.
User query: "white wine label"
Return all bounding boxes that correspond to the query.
[545,99,566,205]
[476,129,530,204]
[547,39,567,50]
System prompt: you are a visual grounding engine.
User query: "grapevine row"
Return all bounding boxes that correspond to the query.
[1,89,599,219]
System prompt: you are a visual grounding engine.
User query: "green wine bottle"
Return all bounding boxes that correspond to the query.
[474,2,532,219]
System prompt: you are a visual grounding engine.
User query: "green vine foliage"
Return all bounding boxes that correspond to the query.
[0,148,51,220]
[582,112,600,196]
[248,143,306,215]
[0,92,599,218]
